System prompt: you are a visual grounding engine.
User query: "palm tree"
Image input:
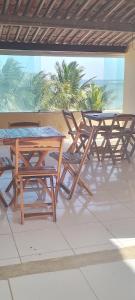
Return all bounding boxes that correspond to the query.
[19,71,47,111]
[85,83,113,110]
[49,60,94,110]
[0,58,23,111]
[0,59,48,112]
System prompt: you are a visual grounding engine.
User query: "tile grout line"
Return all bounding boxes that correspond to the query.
[85,206,129,249]
[85,203,130,244]
[7,279,14,300]
[79,268,100,300]
[1,245,135,280]
[56,222,76,255]
[6,212,22,264]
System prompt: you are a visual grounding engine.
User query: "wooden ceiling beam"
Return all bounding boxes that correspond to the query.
[14,0,22,14]
[33,0,46,16]
[15,26,22,41]
[75,0,93,18]
[98,32,115,45]
[44,0,56,16]
[0,41,127,53]
[79,30,93,43]
[54,28,65,43]
[24,26,32,42]
[120,6,135,22]
[2,0,10,14]
[52,1,64,18]
[90,0,114,20]
[114,33,128,45]
[0,15,135,33]
[23,0,34,16]
[62,0,77,19]
[85,1,110,20]
[92,31,108,44]
[103,0,125,21]
[32,27,41,42]
[0,26,3,40]
[108,32,124,44]
[40,28,50,43]
[81,0,100,20]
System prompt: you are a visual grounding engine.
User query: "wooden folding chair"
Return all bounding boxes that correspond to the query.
[51,123,95,199]
[129,130,135,157]
[101,114,135,164]
[62,110,79,141]
[63,110,91,153]
[9,121,41,162]
[15,137,64,224]
[81,110,102,126]
[81,110,113,161]
[0,156,14,207]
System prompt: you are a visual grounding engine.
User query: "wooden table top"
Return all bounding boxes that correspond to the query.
[84,112,119,121]
[0,126,65,141]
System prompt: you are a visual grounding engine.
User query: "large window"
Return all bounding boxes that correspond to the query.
[0,54,124,112]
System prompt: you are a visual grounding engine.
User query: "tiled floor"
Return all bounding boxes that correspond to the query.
[0,145,135,299]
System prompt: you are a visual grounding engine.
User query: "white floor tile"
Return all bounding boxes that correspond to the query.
[0,235,19,260]
[0,214,11,235]
[7,211,57,233]
[10,269,97,300]
[74,242,119,255]
[57,192,84,209]
[0,257,20,267]
[0,148,135,268]
[21,249,74,263]
[0,281,12,300]
[57,207,98,227]
[105,218,135,247]
[60,222,113,248]
[81,259,135,300]
[123,202,135,214]
[88,203,135,224]
[13,228,71,256]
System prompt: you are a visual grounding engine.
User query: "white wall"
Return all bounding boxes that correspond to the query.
[124,46,135,113]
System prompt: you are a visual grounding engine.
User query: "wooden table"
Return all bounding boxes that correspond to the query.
[0,127,65,206]
[84,112,119,122]
[0,126,64,142]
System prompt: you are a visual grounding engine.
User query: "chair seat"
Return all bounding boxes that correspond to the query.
[68,130,77,135]
[51,151,82,164]
[97,125,120,132]
[102,129,132,139]
[0,156,14,171]
[18,166,57,177]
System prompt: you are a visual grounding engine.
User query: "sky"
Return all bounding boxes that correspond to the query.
[0,54,124,81]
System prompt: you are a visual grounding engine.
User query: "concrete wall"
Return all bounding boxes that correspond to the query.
[0,111,81,134]
[123,46,135,113]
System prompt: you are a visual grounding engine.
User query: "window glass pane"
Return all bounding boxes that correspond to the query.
[0,55,124,112]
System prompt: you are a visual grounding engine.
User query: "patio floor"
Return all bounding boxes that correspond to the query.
[0,145,135,299]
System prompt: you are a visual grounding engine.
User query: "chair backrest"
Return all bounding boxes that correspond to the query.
[111,114,135,132]
[9,121,40,128]
[60,122,95,198]
[67,122,95,158]
[15,137,64,179]
[0,156,14,174]
[81,110,102,126]
[62,110,78,137]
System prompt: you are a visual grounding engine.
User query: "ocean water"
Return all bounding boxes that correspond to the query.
[94,80,124,110]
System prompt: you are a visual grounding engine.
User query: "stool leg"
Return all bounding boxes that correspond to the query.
[20,177,24,225]
[50,177,56,222]
[0,192,8,207]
